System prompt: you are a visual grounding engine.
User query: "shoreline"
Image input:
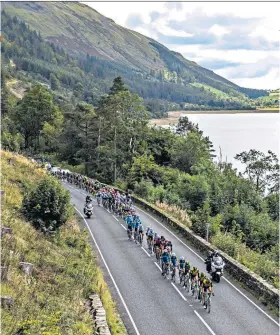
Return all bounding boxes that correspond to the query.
[150,109,279,125]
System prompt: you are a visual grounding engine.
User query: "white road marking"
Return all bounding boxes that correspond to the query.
[75,207,141,335]
[154,262,162,271]
[120,224,127,230]
[171,282,187,301]
[194,310,216,335]
[113,215,119,222]
[107,209,111,213]
[136,205,280,326]
[141,247,151,257]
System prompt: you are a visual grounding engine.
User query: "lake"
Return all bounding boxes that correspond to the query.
[150,112,280,172]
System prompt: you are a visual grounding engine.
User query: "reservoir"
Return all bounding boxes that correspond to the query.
[150,112,280,172]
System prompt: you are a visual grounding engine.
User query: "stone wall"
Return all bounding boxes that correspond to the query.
[129,195,279,309]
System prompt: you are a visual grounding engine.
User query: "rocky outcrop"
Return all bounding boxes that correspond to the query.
[19,262,34,275]
[87,293,111,335]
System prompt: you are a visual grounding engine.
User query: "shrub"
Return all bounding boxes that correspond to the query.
[21,176,72,232]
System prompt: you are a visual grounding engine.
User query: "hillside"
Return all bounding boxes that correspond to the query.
[1,151,126,335]
[2,1,268,115]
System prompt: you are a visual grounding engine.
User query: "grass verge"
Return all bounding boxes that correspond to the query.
[1,151,126,335]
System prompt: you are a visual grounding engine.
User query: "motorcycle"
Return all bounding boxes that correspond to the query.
[84,202,94,218]
[210,256,225,283]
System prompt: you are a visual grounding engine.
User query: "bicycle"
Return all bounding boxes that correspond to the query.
[203,292,212,313]
[192,279,199,299]
[170,265,176,282]
[162,262,170,279]
[138,231,143,245]
[127,228,132,241]
[184,272,191,292]
[134,230,139,244]
[179,269,185,286]
[155,246,161,263]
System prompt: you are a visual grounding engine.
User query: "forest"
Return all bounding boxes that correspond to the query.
[2,66,279,289]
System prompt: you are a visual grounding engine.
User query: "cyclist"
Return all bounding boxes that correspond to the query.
[133,215,141,242]
[138,221,144,244]
[198,272,207,300]
[166,240,173,252]
[126,212,133,238]
[179,256,186,281]
[201,277,214,309]
[96,190,102,206]
[170,252,178,279]
[190,266,199,293]
[153,232,160,252]
[147,227,154,252]
[161,249,170,275]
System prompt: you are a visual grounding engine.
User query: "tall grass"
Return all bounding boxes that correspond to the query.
[1,151,126,335]
[154,201,192,228]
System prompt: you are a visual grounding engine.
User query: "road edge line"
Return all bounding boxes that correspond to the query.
[194,310,216,335]
[75,207,141,335]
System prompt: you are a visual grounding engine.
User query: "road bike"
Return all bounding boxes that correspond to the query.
[155,246,161,263]
[184,272,191,292]
[170,265,176,282]
[138,231,143,245]
[127,228,132,241]
[192,278,199,299]
[179,269,185,286]
[162,262,170,279]
[134,230,139,244]
[203,292,212,313]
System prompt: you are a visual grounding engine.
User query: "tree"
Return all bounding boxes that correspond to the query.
[66,102,96,175]
[21,176,72,233]
[13,84,54,151]
[50,73,60,90]
[235,149,279,193]
[171,132,211,174]
[96,82,148,183]
[109,76,128,95]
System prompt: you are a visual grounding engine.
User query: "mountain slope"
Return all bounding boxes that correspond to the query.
[2,1,267,114]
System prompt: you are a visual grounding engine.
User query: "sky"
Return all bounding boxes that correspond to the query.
[83,1,279,90]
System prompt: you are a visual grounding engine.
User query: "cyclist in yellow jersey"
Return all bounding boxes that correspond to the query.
[190,266,199,290]
[198,272,206,300]
[202,277,214,309]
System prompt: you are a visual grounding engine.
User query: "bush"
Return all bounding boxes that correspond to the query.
[21,176,72,232]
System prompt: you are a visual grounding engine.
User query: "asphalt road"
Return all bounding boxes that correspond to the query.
[63,182,279,335]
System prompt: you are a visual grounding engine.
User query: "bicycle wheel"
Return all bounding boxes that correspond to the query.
[207,295,211,313]
[185,276,190,292]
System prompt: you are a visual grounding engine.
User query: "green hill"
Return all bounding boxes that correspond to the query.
[2,1,268,115]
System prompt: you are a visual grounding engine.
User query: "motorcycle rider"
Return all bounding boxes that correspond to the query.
[85,195,92,204]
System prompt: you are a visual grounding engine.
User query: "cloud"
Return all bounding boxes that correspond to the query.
[83,1,280,89]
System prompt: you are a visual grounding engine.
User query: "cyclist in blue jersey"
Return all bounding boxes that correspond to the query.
[170,252,178,278]
[161,249,170,275]
[126,213,133,232]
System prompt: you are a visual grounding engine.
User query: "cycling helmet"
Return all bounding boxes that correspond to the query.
[200,272,205,277]
[163,249,167,253]
[172,253,176,257]
[154,232,158,237]
[193,267,198,271]
[180,256,185,261]
[161,236,165,240]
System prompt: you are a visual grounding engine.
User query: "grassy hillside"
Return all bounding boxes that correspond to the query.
[2,1,267,114]
[1,151,126,335]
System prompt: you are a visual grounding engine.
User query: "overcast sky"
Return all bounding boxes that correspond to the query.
[83,1,279,90]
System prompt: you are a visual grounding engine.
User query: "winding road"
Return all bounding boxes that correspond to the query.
[63,182,279,335]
